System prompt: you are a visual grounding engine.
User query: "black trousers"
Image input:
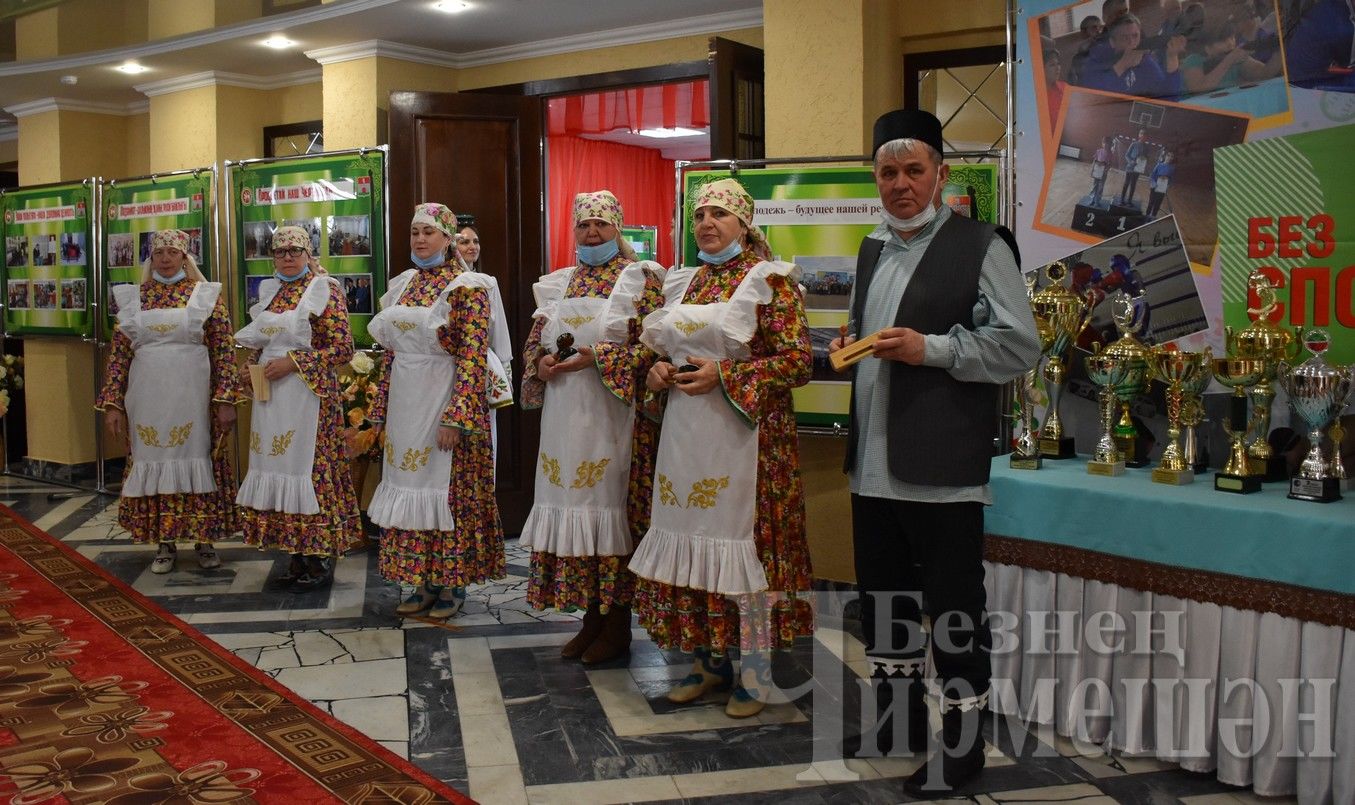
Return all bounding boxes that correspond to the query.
[851,494,992,699]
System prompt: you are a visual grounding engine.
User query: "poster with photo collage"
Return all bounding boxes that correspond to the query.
[1,181,96,337]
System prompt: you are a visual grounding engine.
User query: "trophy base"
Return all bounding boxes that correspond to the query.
[1124,458,1151,469]
[1214,473,1262,494]
[1247,455,1289,483]
[1288,476,1343,503]
[1087,459,1125,477]
[1038,437,1077,459]
[1151,467,1195,485]
[1009,454,1042,471]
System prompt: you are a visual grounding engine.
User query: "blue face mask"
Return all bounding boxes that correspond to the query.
[152,269,186,284]
[576,238,619,267]
[698,239,743,265]
[411,250,446,269]
[274,265,311,282]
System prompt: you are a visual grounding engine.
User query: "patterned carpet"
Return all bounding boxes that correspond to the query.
[0,503,472,804]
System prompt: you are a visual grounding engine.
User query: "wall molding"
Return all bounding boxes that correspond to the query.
[134,69,322,97]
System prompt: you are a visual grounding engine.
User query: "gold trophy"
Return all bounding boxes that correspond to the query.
[1331,417,1350,492]
[1103,292,1151,466]
[1211,356,1267,493]
[1085,345,1131,476]
[1010,272,1042,470]
[1179,368,1212,474]
[1277,330,1353,503]
[1149,345,1213,485]
[1226,270,1299,481]
[1031,262,1095,459]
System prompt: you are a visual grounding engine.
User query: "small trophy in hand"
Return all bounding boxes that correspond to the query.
[555,332,578,362]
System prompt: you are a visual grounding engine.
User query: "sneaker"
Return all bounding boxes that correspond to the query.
[427,587,466,619]
[151,543,176,575]
[195,543,221,570]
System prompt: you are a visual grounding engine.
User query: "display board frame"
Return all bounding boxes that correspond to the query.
[1,178,99,339]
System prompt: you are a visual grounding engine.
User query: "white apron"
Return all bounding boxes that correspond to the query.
[518,262,663,557]
[366,268,512,532]
[627,261,799,595]
[233,275,335,515]
[114,281,219,497]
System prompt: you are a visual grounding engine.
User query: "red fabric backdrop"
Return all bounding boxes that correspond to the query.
[546,135,677,271]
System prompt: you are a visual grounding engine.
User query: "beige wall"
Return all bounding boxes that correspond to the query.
[0,139,18,166]
[148,87,218,172]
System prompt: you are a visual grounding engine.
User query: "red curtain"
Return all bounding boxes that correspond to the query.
[547,134,676,270]
[547,80,708,136]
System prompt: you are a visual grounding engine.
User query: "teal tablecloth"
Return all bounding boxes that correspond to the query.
[986,456,1355,595]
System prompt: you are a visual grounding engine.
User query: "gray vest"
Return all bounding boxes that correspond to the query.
[843,213,1012,487]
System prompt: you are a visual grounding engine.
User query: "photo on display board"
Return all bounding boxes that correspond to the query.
[1035,214,1207,350]
[243,221,276,260]
[59,233,86,266]
[1034,89,1247,265]
[1033,0,1290,141]
[34,235,57,266]
[326,215,372,257]
[32,280,57,310]
[244,274,271,311]
[60,278,86,311]
[183,227,204,263]
[796,255,856,312]
[340,273,374,314]
[107,233,136,268]
[7,280,30,310]
[106,281,134,316]
[1277,0,1355,94]
[282,218,322,254]
[5,236,28,268]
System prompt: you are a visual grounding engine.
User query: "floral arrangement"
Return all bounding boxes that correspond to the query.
[339,350,384,461]
[0,354,24,418]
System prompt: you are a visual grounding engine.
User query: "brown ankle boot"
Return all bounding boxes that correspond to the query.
[560,601,604,660]
[581,604,632,664]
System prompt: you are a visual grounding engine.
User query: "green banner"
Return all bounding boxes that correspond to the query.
[2,181,95,337]
[230,149,387,347]
[681,163,1000,427]
[102,170,214,338]
[1217,124,1355,365]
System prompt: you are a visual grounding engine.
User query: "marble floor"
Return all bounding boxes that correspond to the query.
[4,476,1298,805]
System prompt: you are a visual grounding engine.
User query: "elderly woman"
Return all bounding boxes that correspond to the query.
[234,225,361,591]
[629,178,813,718]
[520,190,666,664]
[367,202,512,619]
[97,229,244,574]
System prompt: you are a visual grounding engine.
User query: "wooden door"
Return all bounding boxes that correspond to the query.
[708,37,765,160]
[387,91,543,533]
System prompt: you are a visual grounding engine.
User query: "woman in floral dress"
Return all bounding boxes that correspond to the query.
[629,178,814,718]
[97,229,244,574]
[234,225,362,591]
[367,202,512,620]
[520,190,666,664]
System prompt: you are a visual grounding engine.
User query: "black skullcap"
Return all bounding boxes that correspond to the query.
[455,213,477,228]
[872,109,944,158]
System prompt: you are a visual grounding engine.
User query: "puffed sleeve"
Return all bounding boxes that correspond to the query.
[717,271,812,428]
[95,329,133,412]
[289,279,354,397]
[436,285,491,433]
[594,264,666,405]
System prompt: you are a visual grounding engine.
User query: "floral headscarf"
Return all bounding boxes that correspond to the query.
[270,225,312,253]
[150,229,190,254]
[411,202,458,238]
[572,190,624,228]
[691,178,771,260]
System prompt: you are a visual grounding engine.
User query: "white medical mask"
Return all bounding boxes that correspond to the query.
[152,269,186,284]
[881,172,943,233]
[576,238,619,266]
[698,239,743,265]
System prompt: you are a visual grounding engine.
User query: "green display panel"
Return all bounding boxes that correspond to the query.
[2,181,96,337]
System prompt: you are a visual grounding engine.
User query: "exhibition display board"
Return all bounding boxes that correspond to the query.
[1,180,97,338]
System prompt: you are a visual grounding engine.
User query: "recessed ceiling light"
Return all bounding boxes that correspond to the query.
[115,62,148,74]
[636,127,704,139]
[433,1,471,12]
[60,75,78,86]
[262,35,295,49]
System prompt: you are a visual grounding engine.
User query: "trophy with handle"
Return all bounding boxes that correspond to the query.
[1179,368,1212,475]
[1277,329,1353,503]
[1031,262,1095,459]
[1149,345,1213,485]
[1010,272,1043,470]
[1103,291,1151,466]
[1211,356,1267,493]
[1226,269,1299,481]
[1085,344,1131,476]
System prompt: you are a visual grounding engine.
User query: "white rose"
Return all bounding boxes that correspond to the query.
[349,351,375,375]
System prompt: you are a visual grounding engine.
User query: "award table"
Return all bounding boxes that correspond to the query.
[981,456,1353,804]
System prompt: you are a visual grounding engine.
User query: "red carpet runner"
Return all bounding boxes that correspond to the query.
[0,504,473,804]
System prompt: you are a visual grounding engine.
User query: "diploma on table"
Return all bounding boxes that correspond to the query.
[248,364,271,402]
[828,331,881,371]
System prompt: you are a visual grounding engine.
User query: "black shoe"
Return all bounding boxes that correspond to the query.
[841,672,928,758]
[271,555,306,588]
[289,558,332,593]
[903,703,986,796]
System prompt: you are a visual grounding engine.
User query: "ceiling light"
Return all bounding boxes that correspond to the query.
[635,127,703,139]
[433,1,471,12]
[262,35,295,49]
[115,62,148,74]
